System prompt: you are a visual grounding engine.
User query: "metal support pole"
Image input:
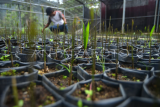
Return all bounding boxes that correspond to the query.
[64,10,65,17]
[18,4,21,29]
[100,2,102,33]
[122,0,126,34]
[105,4,107,31]
[154,0,158,32]
[156,0,160,32]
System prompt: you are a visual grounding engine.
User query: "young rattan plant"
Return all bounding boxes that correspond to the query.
[83,22,90,58]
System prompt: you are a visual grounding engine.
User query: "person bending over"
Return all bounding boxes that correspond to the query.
[42,7,68,34]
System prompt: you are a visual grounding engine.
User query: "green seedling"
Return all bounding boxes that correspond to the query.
[112,73,116,77]
[151,57,154,59]
[13,100,24,107]
[77,79,79,82]
[122,76,127,79]
[50,39,53,42]
[85,90,93,101]
[96,85,103,92]
[59,64,71,73]
[0,69,16,76]
[63,75,67,79]
[60,83,63,86]
[14,63,20,67]
[37,46,41,50]
[137,79,140,82]
[60,87,65,90]
[77,99,83,107]
[0,55,10,61]
[83,22,90,57]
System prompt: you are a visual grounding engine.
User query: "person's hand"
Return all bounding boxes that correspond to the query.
[41,29,44,33]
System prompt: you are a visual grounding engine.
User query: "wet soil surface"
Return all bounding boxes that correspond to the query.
[148,82,160,99]
[47,75,79,90]
[107,72,142,82]
[72,81,121,101]
[0,69,30,77]
[38,66,59,75]
[120,64,141,70]
[5,84,56,107]
[85,68,102,75]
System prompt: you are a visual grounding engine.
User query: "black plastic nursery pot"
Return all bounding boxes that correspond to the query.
[153,70,160,77]
[47,52,69,63]
[103,67,149,97]
[0,81,63,107]
[0,60,29,69]
[119,61,154,77]
[18,53,39,62]
[0,66,38,99]
[117,97,160,107]
[42,69,85,97]
[142,76,160,100]
[33,62,63,81]
[0,53,21,61]
[112,53,139,63]
[61,57,89,71]
[137,61,160,70]
[65,78,126,107]
[77,63,109,80]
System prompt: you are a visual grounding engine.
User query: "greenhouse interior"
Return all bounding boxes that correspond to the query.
[0,0,160,107]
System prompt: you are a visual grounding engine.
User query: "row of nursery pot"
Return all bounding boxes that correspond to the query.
[0,61,160,107]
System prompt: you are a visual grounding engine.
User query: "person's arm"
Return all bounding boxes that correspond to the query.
[59,12,67,24]
[42,17,51,33]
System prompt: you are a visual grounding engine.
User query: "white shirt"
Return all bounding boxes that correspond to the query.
[50,11,64,26]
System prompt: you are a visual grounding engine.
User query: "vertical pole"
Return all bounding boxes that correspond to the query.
[64,10,65,17]
[105,3,107,31]
[156,0,160,32]
[18,4,21,30]
[122,0,126,34]
[154,0,158,32]
[100,2,102,33]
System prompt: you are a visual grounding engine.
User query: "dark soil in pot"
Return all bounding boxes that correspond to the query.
[0,69,31,76]
[0,61,29,69]
[5,85,56,107]
[2,81,62,107]
[38,66,61,76]
[107,72,142,82]
[47,74,79,90]
[72,81,121,101]
[85,68,102,75]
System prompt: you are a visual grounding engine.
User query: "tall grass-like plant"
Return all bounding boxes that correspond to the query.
[149,25,155,63]
[83,22,90,58]
[41,6,47,72]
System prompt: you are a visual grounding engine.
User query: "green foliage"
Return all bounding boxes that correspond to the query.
[77,99,83,107]
[63,75,67,79]
[0,69,16,76]
[14,63,20,67]
[50,39,53,42]
[83,22,90,50]
[137,80,140,82]
[59,64,71,73]
[122,76,127,79]
[0,55,10,61]
[13,100,24,107]
[150,25,155,37]
[85,89,93,100]
[60,87,65,90]
[96,85,103,92]
[37,46,41,50]
[112,73,116,77]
